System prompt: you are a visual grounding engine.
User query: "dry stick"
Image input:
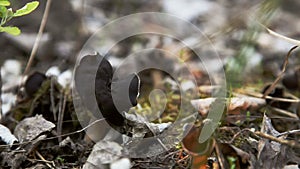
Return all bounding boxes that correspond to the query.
[278,129,300,137]
[266,27,300,46]
[270,107,298,119]
[263,46,298,98]
[214,140,225,169]
[228,128,253,144]
[50,77,57,121]
[255,131,300,149]
[35,151,55,169]
[176,155,189,163]
[23,0,52,75]
[244,91,300,103]
[264,96,300,103]
[57,92,67,143]
[156,137,168,151]
[219,128,300,158]
[56,92,63,142]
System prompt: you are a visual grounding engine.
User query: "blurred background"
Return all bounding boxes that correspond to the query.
[1,0,300,88]
[1,0,300,168]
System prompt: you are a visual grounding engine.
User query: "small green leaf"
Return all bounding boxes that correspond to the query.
[0,0,10,6]
[0,26,21,35]
[6,8,14,21]
[0,6,7,18]
[13,1,39,17]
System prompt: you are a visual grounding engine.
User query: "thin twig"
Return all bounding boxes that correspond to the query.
[240,90,300,103]
[156,137,168,151]
[57,92,66,142]
[263,96,299,103]
[263,46,298,98]
[214,140,225,169]
[23,0,52,75]
[278,129,300,137]
[255,131,300,149]
[228,128,253,144]
[270,107,299,119]
[50,77,57,121]
[36,151,55,169]
[265,26,300,46]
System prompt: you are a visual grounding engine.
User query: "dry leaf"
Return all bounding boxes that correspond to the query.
[83,140,124,169]
[256,114,300,169]
[191,96,266,116]
[14,115,55,142]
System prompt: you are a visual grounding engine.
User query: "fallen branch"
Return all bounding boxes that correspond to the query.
[255,131,300,149]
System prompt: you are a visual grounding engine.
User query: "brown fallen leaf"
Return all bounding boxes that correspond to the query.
[191,96,266,116]
[182,124,215,169]
[256,114,300,169]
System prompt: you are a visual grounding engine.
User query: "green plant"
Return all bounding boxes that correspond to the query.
[227,156,237,169]
[56,156,65,163]
[225,0,280,88]
[0,0,39,35]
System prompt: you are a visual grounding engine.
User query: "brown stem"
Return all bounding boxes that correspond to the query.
[263,46,298,98]
[23,0,52,75]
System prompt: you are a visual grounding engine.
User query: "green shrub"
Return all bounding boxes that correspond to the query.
[0,0,39,36]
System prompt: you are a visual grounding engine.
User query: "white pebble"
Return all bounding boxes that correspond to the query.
[46,66,60,77]
[58,70,72,88]
[2,60,21,76]
[110,158,131,169]
[1,93,17,115]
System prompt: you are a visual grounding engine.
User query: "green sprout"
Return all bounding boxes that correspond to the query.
[227,156,237,169]
[0,0,39,35]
